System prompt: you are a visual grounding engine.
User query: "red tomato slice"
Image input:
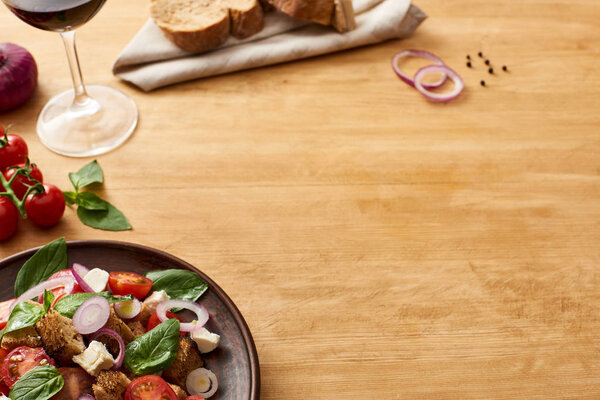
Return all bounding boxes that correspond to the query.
[146,311,182,332]
[0,347,56,388]
[108,272,153,299]
[51,367,94,400]
[37,269,83,303]
[0,299,15,330]
[125,375,178,400]
[0,348,10,395]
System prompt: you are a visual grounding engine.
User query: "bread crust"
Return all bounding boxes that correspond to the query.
[268,0,334,25]
[229,0,265,38]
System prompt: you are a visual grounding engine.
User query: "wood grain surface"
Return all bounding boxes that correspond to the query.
[1,0,600,398]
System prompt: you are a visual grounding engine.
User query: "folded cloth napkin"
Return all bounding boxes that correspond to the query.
[113,0,426,91]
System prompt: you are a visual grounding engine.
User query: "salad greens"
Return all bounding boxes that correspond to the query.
[146,269,208,303]
[2,302,44,337]
[54,292,133,318]
[125,319,180,376]
[9,365,64,400]
[14,238,67,297]
[42,290,54,314]
[68,160,104,191]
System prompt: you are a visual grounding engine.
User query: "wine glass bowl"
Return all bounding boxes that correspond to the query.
[1,0,137,157]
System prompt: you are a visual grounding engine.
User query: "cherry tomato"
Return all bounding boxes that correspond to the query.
[184,397,205,400]
[0,197,18,241]
[0,347,56,388]
[146,311,182,332]
[108,272,153,299]
[37,270,83,303]
[0,349,9,396]
[125,375,178,400]
[24,184,65,227]
[0,129,27,171]
[3,163,43,199]
[51,367,94,400]
[0,299,15,330]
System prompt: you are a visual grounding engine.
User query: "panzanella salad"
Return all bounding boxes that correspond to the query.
[0,238,220,400]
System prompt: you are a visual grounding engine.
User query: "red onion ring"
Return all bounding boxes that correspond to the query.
[78,395,95,400]
[414,64,464,102]
[91,328,125,369]
[72,296,110,335]
[72,263,94,293]
[12,277,74,310]
[391,49,447,89]
[114,298,141,319]
[156,300,208,332]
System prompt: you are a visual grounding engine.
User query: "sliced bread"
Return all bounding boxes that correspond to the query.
[267,0,334,25]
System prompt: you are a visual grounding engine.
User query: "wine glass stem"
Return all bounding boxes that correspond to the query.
[60,30,94,111]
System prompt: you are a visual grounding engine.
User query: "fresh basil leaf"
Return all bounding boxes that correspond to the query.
[68,160,103,191]
[77,200,132,231]
[75,192,108,211]
[146,269,208,303]
[9,365,64,400]
[43,290,54,313]
[63,191,77,205]
[15,238,67,297]
[125,319,180,375]
[3,302,44,336]
[54,292,133,318]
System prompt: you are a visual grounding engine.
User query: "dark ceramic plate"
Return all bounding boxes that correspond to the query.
[0,240,260,400]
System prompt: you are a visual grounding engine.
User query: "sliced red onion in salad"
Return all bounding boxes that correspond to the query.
[156,300,209,332]
[72,296,110,335]
[78,394,95,400]
[391,49,447,89]
[186,368,218,398]
[12,276,74,310]
[91,328,125,369]
[414,64,464,102]
[114,298,141,319]
[72,263,95,293]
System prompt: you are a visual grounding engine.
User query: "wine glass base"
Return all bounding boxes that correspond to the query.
[37,85,138,157]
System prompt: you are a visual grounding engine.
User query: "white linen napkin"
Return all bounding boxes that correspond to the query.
[113,0,426,91]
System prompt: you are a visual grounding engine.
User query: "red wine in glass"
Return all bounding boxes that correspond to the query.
[3,0,106,31]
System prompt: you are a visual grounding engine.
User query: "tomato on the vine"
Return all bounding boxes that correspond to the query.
[3,163,43,199]
[0,197,18,240]
[24,184,65,227]
[0,127,28,171]
[125,375,178,400]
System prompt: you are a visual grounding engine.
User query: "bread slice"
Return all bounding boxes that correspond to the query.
[267,0,334,25]
[331,0,355,32]
[150,0,264,53]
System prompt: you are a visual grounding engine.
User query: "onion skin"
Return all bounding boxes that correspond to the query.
[0,43,37,112]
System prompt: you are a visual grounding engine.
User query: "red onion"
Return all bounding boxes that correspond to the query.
[91,328,125,369]
[156,300,208,332]
[414,64,464,102]
[391,49,446,89]
[12,277,74,310]
[72,263,94,293]
[72,296,110,335]
[0,43,37,112]
[114,298,141,319]
[78,395,95,400]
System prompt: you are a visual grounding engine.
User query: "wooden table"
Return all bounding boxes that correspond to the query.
[1,0,600,398]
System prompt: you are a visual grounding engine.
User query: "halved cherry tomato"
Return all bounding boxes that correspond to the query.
[184,397,205,400]
[146,311,182,332]
[37,269,83,303]
[0,348,9,395]
[51,367,94,400]
[0,347,56,388]
[125,375,178,400]
[0,299,15,330]
[3,163,43,200]
[108,272,153,299]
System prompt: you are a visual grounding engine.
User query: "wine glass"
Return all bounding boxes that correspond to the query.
[1,0,137,157]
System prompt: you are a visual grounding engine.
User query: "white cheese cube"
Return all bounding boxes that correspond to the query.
[191,327,220,353]
[83,268,109,292]
[73,340,115,376]
[143,290,170,311]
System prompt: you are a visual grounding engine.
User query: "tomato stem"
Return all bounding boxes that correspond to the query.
[0,164,42,218]
[0,124,12,148]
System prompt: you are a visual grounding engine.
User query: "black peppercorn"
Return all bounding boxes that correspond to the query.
[466,61,472,68]
[502,65,508,71]
[485,59,490,65]
[480,80,486,86]
[488,67,494,74]
[466,55,471,60]
[478,52,483,57]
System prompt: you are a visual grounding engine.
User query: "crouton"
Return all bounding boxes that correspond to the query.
[1,326,43,350]
[127,303,153,329]
[92,370,131,400]
[163,337,204,388]
[35,310,85,365]
[128,320,146,338]
[92,307,135,356]
[168,383,188,399]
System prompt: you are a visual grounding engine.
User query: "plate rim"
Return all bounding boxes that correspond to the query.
[0,239,261,400]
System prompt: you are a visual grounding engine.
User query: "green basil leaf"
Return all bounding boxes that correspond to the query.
[146,269,208,303]
[68,160,103,191]
[124,319,180,375]
[42,290,54,313]
[77,200,132,231]
[54,292,133,318]
[3,302,44,336]
[62,191,77,205]
[9,365,64,400]
[15,238,67,297]
[75,192,109,211]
